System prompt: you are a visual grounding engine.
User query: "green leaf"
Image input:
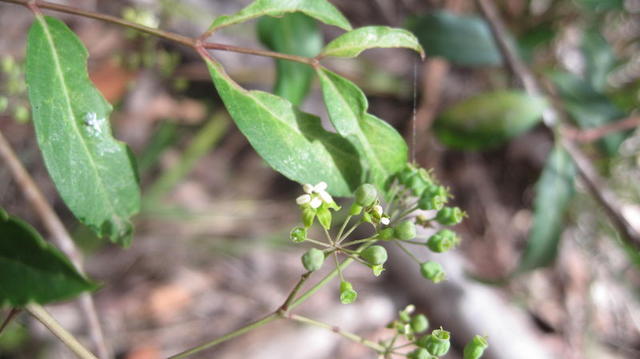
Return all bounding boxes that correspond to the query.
[209,0,351,32]
[407,11,502,67]
[576,0,624,12]
[316,68,407,190]
[204,56,361,197]
[548,71,627,155]
[433,91,547,151]
[257,13,322,105]
[320,26,424,59]
[0,210,98,307]
[518,147,575,272]
[581,27,616,91]
[26,16,140,246]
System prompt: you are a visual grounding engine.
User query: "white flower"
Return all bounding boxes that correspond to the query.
[313,181,328,192]
[317,190,333,204]
[373,205,383,216]
[296,194,311,205]
[303,184,314,194]
[380,217,390,225]
[310,197,323,209]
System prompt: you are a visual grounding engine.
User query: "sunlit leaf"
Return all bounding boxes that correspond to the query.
[0,209,98,307]
[517,147,575,272]
[209,0,351,32]
[26,16,140,246]
[204,56,361,197]
[317,68,407,190]
[257,13,322,105]
[320,26,424,59]
[433,91,547,150]
[407,11,502,66]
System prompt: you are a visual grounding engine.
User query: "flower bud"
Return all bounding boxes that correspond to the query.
[463,335,489,359]
[435,206,465,226]
[417,328,451,356]
[302,207,315,228]
[349,203,363,215]
[316,206,332,229]
[360,245,388,266]
[399,311,411,323]
[408,348,432,359]
[378,227,395,240]
[371,264,384,276]
[339,281,357,304]
[426,229,460,253]
[289,227,307,243]
[398,164,418,186]
[302,248,324,272]
[418,184,448,210]
[355,183,377,207]
[394,220,416,240]
[420,261,445,283]
[411,314,429,334]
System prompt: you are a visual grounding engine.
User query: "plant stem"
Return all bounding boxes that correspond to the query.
[0,129,110,359]
[394,241,422,264]
[287,313,386,352]
[280,272,311,312]
[336,215,353,241]
[202,42,319,66]
[26,304,99,359]
[0,308,21,335]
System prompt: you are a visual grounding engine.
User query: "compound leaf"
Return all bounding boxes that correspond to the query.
[317,68,407,190]
[204,56,361,197]
[26,16,140,246]
[209,0,351,32]
[257,13,322,105]
[433,91,547,151]
[0,209,97,307]
[321,26,424,59]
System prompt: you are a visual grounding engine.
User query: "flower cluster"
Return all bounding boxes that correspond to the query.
[296,181,340,229]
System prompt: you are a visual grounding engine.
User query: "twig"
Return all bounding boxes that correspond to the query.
[26,304,99,359]
[0,130,111,359]
[0,308,21,335]
[563,117,640,143]
[279,272,311,312]
[475,0,640,249]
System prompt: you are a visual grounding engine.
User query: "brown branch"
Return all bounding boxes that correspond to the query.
[563,117,640,143]
[0,308,21,335]
[0,130,111,359]
[475,0,640,249]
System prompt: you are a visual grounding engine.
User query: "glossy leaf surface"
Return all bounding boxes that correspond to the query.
[433,91,547,150]
[0,209,97,307]
[518,147,575,272]
[317,68,407,189]
[407,11,502,66]
[321,26,424,59]
[209,0,351,32]
[257,13,322,105]
[205,56,361,196]
[26,16,140,246]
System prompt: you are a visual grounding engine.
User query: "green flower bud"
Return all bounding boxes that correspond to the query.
[355,183,377,207]
[316,206,332,229]
[420,261,445,283]
[360,245,388,266]
[394,220,416,240]
[378,227,395,240]
[302,207,315,227]
[349,203,363,215]
[362,212,372,223]
[302,248,324,272]
[418,184,448,210]
[463,335,489,359]
[398,164,418,186]
[339,281,357,304]
[418,328,451,356]
[410,314,429,333]
[435,206,465,226]
[408,348,432,359]
[399,311,411,323]
[289,227,307,243]
[426,229,460,253]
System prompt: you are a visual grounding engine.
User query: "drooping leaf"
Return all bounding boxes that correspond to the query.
[548,71,627,155]
[257,13,322,105]
[433,91,547,151]
[204,56,361,197]
[0,210,98,307]
[517,147,575,272]
[406,11,502,67]
[209,0,351,32]
[316,68,407,190]
[320,26,424,59]
[26,16,140,246]
[581,26,616,91]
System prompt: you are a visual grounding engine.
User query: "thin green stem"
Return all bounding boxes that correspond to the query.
[26,304,98,359]
[323,227,334,245]
[342,237,377,247]
[394,205,419,222]
[306,238,332,248]
[334,251,345,282]
[287,314,386,352]
[336,215,353,241]
[394,241,422,264]
[337,221,361,244]
[280,272,311,312]
[399,239,427,245]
